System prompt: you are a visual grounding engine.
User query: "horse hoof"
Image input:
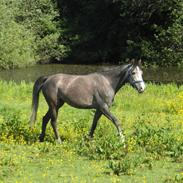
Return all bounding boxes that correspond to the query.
[119,133,125,143]
[87,135,93,141]
[39,135,44,142]
[56,138,62,144]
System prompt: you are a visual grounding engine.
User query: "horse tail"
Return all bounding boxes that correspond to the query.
[29,76,48,127]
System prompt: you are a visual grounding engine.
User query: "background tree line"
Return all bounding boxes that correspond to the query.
[0,0,183,69]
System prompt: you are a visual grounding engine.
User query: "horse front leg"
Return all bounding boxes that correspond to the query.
[101,104,125,144]
[94,93,125,144]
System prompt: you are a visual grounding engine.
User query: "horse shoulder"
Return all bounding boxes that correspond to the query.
[93,74,115,105]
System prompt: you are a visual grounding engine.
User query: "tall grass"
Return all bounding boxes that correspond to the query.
[0,81,182,181]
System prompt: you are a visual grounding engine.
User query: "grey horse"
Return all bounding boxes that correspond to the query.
[30,59,145,143]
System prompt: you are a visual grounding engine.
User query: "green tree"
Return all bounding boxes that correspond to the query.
[0,1,36,69]
[16,0,70,63]
[57,0,183,66]
[0,0,70,69]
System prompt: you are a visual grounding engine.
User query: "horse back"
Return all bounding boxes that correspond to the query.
[42,73,114,108]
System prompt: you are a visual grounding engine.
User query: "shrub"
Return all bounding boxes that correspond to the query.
[108,153,153,175]
[17,0,70,63]
[0,0,70,69]
[76,134,126,160]
[0,107,41,144]
[164,174,183,183]
[0,1,36,69]
[133,115,183,159]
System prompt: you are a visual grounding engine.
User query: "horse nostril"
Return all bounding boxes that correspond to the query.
[139,87,144,93]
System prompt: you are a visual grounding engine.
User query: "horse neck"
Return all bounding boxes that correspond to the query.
[102,65,129,93]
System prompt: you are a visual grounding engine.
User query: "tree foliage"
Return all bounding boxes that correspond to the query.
[0,0,182,68]
[0,0,69,69]
[0,1,36,69]
[58,0,183,66]
[16,0,69,63]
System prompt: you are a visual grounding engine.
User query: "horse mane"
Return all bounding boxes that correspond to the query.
[98,64,131,75]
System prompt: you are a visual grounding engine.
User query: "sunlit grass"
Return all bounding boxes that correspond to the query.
[0,81,183,182]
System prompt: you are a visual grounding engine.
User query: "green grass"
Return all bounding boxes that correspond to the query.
[0,81,183,183]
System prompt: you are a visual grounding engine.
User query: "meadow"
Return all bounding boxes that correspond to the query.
[0,81,183,183]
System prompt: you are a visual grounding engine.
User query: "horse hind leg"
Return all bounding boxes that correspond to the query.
[50,100,64,144]
[39,109,51,142]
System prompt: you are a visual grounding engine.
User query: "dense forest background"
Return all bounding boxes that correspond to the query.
[0,0,183,69]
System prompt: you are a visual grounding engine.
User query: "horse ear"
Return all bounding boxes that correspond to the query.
[130,59,142,66]
[130,59,135,65]
[137,59,142,66]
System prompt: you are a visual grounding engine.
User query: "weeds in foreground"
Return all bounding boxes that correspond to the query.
[0,81,182,180]
[164,174,183,183]
[108,153,153,175]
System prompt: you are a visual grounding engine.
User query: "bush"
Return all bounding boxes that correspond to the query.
[0,1,36,69]
[133,115,183,159]
[0,0,70,69]
[164,174,183,183]
[17,0,70,63]
[108,153,153,175]
[0,107,42,144]
[58,0,183,66]
[76,135,126,160]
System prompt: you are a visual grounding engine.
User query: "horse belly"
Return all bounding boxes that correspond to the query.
[60,86,95,109]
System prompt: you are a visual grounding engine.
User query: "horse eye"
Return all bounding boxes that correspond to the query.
[132,72,135,75]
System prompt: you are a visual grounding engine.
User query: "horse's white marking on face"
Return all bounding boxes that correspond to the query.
[132,66,145,92]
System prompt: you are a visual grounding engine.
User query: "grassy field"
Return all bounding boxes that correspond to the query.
[0,81,183,183]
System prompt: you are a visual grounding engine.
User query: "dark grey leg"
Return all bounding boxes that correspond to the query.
[101,104,123,134]
[94,92,125,143]
[39,110,51,142]
[50,107,61,143]
[50,101,64,143]
[102,104,125,143]
[89,109,102,138]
